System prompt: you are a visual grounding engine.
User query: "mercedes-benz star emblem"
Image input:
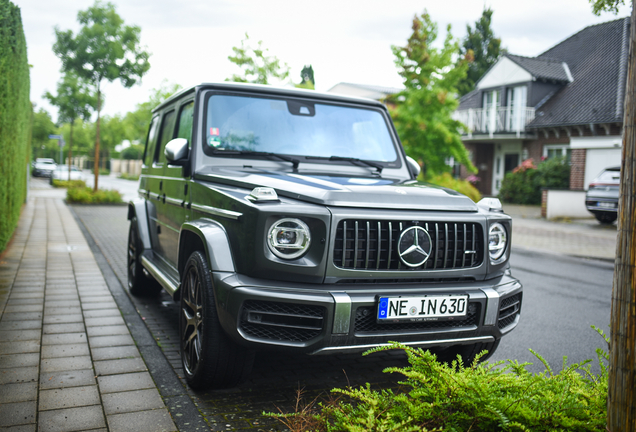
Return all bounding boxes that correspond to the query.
[398,226,432,268]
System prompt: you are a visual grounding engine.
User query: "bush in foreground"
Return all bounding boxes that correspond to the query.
[272,328,609,432]
[66,187,122,204]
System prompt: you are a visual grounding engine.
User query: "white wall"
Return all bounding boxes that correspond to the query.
[546,190,590,219]
[476,57,533,90]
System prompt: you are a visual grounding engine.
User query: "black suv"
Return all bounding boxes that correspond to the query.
[127,83,522,389]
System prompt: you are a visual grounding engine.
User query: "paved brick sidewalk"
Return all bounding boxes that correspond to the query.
[0,195,176,431]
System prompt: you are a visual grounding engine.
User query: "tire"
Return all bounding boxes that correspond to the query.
[180,251,255,390]
[594,212,617,224]
[127,218,161,296]
[431,340,500,366]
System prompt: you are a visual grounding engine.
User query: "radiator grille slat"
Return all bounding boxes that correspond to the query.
[334,220,484,271]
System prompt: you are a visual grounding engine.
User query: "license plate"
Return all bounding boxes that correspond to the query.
[598,202,615,209]
[377,294,468,321]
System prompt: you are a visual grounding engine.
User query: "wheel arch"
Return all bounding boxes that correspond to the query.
[127,199,151,250]
[179,219,236,282]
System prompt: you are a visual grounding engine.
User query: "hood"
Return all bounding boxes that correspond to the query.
[194,167,478,212]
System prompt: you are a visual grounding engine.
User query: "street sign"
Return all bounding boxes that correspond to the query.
[48,134,62,140]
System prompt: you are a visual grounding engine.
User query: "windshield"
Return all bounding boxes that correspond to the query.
[204,94,398,162]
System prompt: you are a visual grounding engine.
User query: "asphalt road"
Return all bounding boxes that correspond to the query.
[71,204,614,430]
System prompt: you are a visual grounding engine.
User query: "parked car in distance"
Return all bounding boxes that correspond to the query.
[50,165,84,183]
[32,158,57,177]
[127,82,523,390]
[585,166,620,224]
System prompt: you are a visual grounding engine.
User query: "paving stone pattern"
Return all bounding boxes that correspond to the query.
[0,197,176,432]
[72,205,410,431]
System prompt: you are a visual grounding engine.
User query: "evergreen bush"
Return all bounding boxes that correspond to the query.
[271,327,610,432]
[66,187,122,204]
[0,0,30,252]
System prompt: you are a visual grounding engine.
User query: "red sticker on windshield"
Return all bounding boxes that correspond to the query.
[210,127,219,136]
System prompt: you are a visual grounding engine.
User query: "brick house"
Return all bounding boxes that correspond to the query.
[455,17,628,197]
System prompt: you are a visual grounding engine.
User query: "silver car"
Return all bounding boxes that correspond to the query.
[585,166,620,224]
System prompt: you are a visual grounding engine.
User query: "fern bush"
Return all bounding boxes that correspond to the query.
[272,327,609,432]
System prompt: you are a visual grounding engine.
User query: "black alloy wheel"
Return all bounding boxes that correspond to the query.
[180,251,255,389]
[127,218,161,296]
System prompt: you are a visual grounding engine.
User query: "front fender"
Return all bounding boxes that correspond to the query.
[179,219,236,274]
[127,199,151,250]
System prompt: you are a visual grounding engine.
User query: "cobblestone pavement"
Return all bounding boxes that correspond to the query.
[69,201,617,431]
[0,188,177,431]
[71,205,409,431]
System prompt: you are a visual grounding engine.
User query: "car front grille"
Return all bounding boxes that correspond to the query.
[498,293,522,329]
[240,300,325,343]
[354,302,480,334]
[333,220,483,271]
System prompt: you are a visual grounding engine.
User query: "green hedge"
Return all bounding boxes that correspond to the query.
[0,0,31,252]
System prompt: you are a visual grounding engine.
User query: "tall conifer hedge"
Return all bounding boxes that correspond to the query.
[0,0,30,252]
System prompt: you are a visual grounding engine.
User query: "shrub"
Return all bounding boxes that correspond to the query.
[427,172,482,202]
[118,172,139,181]
[51,179,87,189]
[66,187,122,204]
[0,0,31,252]
[498,157,570,205]
[271,327,610,432]
[120,144,144,160]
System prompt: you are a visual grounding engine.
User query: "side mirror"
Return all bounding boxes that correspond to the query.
[406,156,421,178]
[165,138,189,165]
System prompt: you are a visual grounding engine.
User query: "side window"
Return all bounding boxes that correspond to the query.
[143,116,160,166]
[155,110,177,165]
[176,101,194,144]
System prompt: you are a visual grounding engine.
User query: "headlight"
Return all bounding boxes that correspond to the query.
[488,222,507,262]
[267,218,311,259]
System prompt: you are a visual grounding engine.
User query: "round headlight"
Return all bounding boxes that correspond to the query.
[267,218,311,259]
[488,222,507,261]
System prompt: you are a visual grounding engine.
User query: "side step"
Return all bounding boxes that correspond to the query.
[140,253,180,297]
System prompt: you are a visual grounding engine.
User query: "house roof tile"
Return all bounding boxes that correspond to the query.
[505,54,571,82]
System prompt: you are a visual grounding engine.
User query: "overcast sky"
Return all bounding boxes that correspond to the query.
[15,0,631,121]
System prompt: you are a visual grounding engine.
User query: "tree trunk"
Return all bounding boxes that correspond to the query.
[93,84,101,192]
[68,121,73,182]
[608,1,636,430]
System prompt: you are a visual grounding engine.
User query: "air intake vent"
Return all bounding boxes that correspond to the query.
[498,293,522,329]
[240,300,325,343]
[333,220,483,271]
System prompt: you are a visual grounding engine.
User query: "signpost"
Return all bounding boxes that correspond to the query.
[48,135,65,167]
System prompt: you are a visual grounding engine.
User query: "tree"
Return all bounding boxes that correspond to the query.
[121,81,182,144]
[227,33,289,84]
[53,0,150,191]
[591,1,635,431]
[389,11,476,176]
[456,8,502,96]
[296,65,315,90]
[44,72,96,180]
[31,108,59,160]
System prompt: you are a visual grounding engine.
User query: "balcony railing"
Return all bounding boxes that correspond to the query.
[454,107,535,138]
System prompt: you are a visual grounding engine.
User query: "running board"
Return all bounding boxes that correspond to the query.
[141,255,179,297]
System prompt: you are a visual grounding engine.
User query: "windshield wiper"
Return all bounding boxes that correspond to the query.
[306,155,383,175]
[212,149,300,171]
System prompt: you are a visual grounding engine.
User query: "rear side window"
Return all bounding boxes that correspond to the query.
[176,101,194,143]
[143,116,160,166]
[155,110,177,165]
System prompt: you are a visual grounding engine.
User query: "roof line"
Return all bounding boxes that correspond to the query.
[616,17,629,119]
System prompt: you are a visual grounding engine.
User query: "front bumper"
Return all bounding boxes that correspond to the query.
[212,272,522,354]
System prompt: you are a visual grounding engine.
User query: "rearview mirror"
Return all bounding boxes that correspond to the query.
[165,138,189,165]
